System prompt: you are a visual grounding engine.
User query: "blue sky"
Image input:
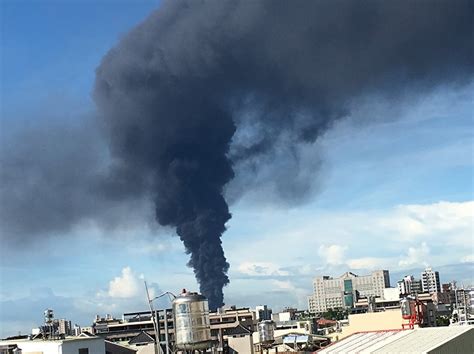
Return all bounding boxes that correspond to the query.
[1,0,473,338]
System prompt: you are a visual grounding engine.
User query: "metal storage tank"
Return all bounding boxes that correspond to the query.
[400,298,415,319]
[172,290,212,351]
[258,320,275,346]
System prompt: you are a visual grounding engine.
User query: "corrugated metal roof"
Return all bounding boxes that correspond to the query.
[371,326,473,353]
[318,326,473,354]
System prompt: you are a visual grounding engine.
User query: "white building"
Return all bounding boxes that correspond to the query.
[421,267,441,294]
[397,275,422,296]
[0,336,105,354]
[308,270,390,313]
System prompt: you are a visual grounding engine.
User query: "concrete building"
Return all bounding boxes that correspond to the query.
[272,308,298,322]
[91,306,257,353]
[398,275,423,296]
[309,270,390,313]
[93,310,174,348]
[255,305,272,321]
[210,306,256,331]
[355,288,401,312]
[252,321,329,353]
[421,267,441,294]
[0,336,106,354]
[210,306,256,352]
[58,319,72,336]
[224,325,254,354]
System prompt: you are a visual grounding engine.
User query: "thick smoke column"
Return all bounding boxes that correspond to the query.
[94,0,473,308]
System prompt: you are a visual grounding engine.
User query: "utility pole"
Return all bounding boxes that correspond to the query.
[144,282,176,354]
[145,281,161,354]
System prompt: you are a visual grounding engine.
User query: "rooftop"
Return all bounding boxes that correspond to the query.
[318,326,473,354]
[0,335,102,345]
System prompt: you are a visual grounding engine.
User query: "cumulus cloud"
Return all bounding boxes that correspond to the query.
[92,267,166,315]
[318,244,347,265]
[107,267,143,298]
[229,200,473,266]
[376,201,474,241]
[398,242,430,268]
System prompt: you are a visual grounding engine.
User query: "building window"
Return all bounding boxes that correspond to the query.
[79,349,89,354]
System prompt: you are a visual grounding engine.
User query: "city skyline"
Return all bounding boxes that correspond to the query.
[1,0,473,338]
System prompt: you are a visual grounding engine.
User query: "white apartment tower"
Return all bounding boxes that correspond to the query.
[308,270,390,313]
[421,267,441,294]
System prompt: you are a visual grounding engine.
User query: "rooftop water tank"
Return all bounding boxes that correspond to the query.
[258,320,275,347]
[172,290,212,350]
[400,298,415,319]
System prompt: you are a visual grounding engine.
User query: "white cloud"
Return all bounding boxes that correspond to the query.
[347,257,390,270]
[238,262,289,276]
[272,280,293,290]
[227,200,473,271]
[107,267,142,298]
[461,254,474,263]
[318,244,347,265]
[377,201,474,242]
[398,242,430,268]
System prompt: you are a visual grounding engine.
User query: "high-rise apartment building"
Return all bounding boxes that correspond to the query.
[398,276,422,296]
[255,305,272,321]
[57,319,72,336]
[421,267,441,294]
[308,270,390,313]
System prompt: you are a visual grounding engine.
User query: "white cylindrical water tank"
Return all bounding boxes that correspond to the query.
[172,290,212,350]
[258,320,275,346]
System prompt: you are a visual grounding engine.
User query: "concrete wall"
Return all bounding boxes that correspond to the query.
[132,344,155,354]
[227,335,254,354]
[64,338,105,354]
[13,337,105,354]
[338,309,403,339]
[14,341,60,354]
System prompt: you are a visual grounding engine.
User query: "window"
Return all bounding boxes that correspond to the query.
[79,349,89,354]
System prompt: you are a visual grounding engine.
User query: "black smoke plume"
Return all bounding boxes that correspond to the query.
[93,0,472,308]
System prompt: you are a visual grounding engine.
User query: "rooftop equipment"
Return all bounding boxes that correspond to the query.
[258,320,275,348]
[400,298,415,320]
[172,289,212,351]
[400,297,425,329]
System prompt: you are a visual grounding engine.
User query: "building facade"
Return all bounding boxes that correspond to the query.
[397,275,422,296]
[0,337,105,354]
[421,267,441,294]
[308,270,390,313]
[255,305,272,321]
[58,319,72,336]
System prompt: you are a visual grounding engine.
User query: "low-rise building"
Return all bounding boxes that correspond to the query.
[93,310,174,348]
[0,336,107,354]
[210,306,256,352]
